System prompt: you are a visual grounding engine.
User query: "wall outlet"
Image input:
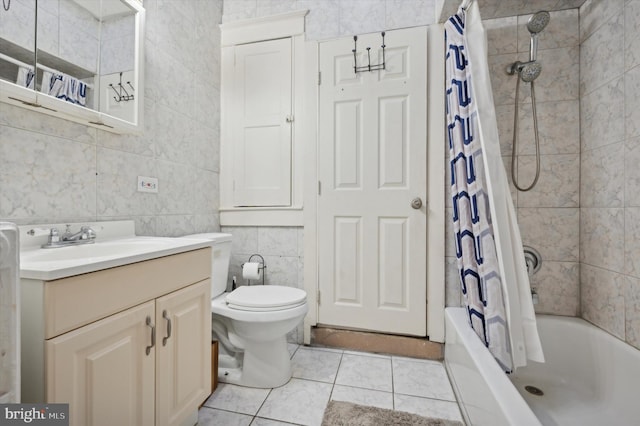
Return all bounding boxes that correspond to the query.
[137,176,158,193]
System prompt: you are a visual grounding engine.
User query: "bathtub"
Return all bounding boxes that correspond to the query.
[444,307,640,426]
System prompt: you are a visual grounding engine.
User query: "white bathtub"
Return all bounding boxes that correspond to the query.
[444,307,640,426]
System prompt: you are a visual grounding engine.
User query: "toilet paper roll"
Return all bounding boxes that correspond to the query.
[242,262,262,280]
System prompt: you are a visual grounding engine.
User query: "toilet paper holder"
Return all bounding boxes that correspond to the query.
[242,254,266,285]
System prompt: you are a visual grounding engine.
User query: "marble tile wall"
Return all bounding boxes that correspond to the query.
[579,0,640,350]
[446,8,582,315]
[437,0,587,22]
[222,0,436,40]
[0,0,223,237]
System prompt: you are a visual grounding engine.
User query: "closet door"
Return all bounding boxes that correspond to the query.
[231,38,293,207]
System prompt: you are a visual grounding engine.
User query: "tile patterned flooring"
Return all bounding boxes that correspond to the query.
[198,344,464,426]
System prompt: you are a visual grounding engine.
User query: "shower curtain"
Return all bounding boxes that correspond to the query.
[445,1,544,372]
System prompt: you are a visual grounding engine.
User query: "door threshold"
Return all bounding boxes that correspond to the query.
[310,326,442,360]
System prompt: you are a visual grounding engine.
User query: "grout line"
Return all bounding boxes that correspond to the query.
[328,350,344,401]
[390,356,396,410]
[251,387,273,422]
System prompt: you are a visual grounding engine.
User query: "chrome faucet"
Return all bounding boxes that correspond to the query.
[41,225,96,248]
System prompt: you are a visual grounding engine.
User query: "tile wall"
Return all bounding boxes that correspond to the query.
[0,0,223,237]
[579,0,640,350]
[446,8,582,316]
[222,0,436,40]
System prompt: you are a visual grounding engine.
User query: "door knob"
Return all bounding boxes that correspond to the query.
[411,197,423,209]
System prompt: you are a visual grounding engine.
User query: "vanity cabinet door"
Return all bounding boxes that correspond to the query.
[46,301,155,426]
[155,280,211,426]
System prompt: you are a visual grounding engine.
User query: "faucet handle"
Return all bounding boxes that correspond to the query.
[27,227,55,237]
[49,227,60,243]
[82,226,97,240]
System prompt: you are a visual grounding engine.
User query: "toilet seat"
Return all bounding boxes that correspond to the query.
[225,285,307,311]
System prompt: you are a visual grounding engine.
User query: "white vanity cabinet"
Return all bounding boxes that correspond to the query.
[21,248,212,426]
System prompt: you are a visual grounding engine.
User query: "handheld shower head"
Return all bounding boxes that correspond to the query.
[507,61,542,82]
[527,11,550,34]
[527,11,550,61]
[519,62,542,82]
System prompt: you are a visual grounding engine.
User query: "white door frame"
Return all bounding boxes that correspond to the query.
[303,24,446,343]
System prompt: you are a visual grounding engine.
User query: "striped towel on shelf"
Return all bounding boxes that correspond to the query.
[16,66,35,89]
[40,71,87,106]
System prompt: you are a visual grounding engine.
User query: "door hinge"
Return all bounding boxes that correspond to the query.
[317,290,321,305]
[318,181,321,195]
[318,71,321,85]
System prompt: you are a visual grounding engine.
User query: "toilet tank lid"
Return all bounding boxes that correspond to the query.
[226,285,307,309]
[183,232,232,243]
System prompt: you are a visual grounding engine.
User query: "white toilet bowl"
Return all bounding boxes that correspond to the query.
[212,286,308,388]
[182,233,308,388]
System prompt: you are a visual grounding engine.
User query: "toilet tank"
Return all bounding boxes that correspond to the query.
[182,233,232,298]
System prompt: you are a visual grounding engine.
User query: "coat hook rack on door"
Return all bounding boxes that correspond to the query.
[352,32,386,73]
[109,72,135,102]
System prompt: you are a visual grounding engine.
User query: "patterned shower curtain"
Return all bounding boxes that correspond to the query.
[444,2,544,372]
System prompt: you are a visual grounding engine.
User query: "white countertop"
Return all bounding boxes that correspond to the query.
[18,221,213,281]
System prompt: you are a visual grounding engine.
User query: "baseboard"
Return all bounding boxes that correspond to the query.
[310,327,443,360]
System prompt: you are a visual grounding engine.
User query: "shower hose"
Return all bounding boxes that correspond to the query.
[511,77,541,192]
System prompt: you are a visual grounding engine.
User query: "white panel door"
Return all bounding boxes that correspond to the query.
[318,27,428,336]
[233,38,292,207]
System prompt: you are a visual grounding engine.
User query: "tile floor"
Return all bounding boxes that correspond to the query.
[198,344,464,426]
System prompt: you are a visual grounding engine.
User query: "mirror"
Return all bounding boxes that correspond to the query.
[0,0,37,94]
[0,0,144,133]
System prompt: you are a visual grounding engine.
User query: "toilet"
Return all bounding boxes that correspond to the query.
[182,233,308,388]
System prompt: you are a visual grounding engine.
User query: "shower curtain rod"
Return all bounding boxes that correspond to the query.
[0,52,94,89]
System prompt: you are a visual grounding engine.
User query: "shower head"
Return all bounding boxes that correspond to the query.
[527,11,550,34]
[507,60,542,82]
[519,62,542,82]
[527,11,550,61]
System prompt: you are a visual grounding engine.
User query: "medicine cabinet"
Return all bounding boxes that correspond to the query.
[0,0,145,133]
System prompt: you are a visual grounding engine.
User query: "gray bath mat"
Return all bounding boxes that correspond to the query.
[321,400,464,426]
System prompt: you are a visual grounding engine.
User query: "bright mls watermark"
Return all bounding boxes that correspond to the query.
[0,404,68,426]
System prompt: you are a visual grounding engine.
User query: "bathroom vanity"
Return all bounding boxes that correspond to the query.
[19,222,213,426]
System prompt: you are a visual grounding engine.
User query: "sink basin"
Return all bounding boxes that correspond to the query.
[23,238,181,263]
[20,236,212,281]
